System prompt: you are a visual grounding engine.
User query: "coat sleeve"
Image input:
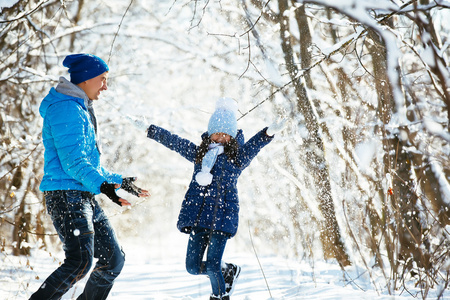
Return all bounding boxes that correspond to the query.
[47,101,109,194]
[147,124,198,163]
[236,127,273,170]
[100,166,123,185]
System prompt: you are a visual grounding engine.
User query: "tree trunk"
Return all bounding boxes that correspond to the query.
[278,0,350,266]
[70,0,85,51]
[12,199,32,256]
[367,28,426,271]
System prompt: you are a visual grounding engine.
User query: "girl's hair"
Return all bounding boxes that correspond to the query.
[195,136,239,165]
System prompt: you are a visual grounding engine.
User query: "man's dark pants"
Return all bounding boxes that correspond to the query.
[30,190,125,300]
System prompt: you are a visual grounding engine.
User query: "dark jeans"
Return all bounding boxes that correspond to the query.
[30,190,125,300]
[185,227,229,297]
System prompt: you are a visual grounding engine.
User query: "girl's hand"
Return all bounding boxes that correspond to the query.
[266,118,286,136]
[126,115,150,132]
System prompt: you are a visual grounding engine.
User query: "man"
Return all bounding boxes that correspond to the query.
[30,54,150,300]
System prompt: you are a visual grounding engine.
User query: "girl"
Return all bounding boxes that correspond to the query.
[145,97,282,300]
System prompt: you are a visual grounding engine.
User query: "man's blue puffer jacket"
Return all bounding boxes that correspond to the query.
[39,87,122,194]
[147,125,273,237]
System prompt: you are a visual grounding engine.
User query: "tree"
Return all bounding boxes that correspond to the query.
[276,0,350,266]
[0,0,71,255]
[235,0,450,292]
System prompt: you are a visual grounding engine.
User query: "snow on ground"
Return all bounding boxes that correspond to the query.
[2,235,448,300]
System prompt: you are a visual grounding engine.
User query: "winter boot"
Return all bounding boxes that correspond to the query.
[222,263,241,294]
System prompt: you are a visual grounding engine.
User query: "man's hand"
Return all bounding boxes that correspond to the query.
[100,181,131,206]
[121,177,150,198]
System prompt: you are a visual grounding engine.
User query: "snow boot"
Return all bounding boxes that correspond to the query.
[223,263,241,295]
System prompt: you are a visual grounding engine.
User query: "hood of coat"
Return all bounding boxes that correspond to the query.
[39,77,88,118]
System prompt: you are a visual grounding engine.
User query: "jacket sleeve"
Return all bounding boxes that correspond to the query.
[236,127,273,170]
[48,101,109,194]
[100,167,123,185]
[147,124,198,163]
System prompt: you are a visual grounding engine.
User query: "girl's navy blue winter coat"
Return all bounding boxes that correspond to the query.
[147,125,273,237]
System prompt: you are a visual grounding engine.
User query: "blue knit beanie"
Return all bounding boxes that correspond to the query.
[207,97,238,138]
[63,54,109,84]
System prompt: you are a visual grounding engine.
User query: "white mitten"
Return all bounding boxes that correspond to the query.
[125,115,150,131]
[266,118,286,136]
[195,171,213,186]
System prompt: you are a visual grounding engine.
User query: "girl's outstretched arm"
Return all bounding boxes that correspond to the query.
[147,124,198,163]
[236,127,274,169]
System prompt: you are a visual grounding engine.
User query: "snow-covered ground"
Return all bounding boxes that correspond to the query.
[1,235,447,300]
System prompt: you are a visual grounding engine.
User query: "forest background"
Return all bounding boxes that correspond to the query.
[1,0,450,298]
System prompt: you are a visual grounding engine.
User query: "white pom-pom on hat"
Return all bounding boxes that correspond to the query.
[215,97,238,115]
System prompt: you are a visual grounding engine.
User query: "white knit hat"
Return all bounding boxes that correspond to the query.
[207,97,238,138]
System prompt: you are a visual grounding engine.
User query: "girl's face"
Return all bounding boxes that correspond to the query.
[210,132,231,144]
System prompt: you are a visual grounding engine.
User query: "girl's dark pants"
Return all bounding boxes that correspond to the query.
[185,226,229,297]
